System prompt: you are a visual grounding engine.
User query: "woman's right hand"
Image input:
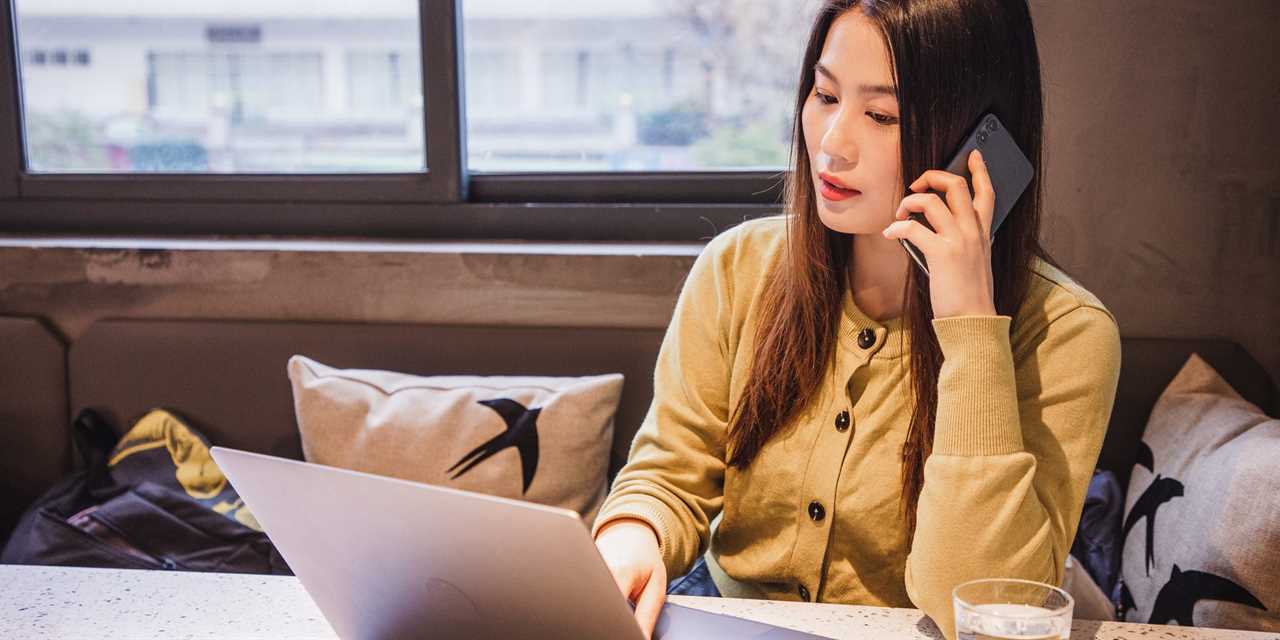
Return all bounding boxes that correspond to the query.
[594,518,668,639]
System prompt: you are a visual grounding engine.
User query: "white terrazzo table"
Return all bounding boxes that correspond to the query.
[1,564,1275,640]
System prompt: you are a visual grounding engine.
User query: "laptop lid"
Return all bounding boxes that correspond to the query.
[210,446,835,640]
[210,446,646,640]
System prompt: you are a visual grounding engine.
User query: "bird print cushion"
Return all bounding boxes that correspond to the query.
[1118,353,1279,632]
[287,355,623,525]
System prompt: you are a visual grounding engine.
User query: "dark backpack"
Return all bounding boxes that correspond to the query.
[1,408,291,575]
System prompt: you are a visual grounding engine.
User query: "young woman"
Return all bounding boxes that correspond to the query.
[592,1,1122,639]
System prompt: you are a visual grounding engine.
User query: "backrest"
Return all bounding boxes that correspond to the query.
[0,317,70,542]
[68,320,666,478]
[14,319,1272,534]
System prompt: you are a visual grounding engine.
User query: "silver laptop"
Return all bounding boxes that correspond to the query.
[209,446,832,640]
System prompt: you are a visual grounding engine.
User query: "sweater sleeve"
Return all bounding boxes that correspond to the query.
[589,231,734,580]
[904,306,1122,640]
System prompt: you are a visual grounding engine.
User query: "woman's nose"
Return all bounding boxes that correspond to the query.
[820,112,859,165]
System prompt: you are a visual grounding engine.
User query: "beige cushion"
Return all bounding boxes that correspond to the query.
[288,355,623,524]
[1119,353,1279,632]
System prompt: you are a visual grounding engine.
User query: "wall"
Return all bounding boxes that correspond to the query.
[1,0,1277,385]
[0,241,700,339]
[1032,0,1279,385]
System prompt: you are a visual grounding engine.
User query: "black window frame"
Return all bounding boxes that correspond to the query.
[0,0,783,241]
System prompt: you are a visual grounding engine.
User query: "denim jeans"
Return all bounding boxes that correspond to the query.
[666,555,722,597]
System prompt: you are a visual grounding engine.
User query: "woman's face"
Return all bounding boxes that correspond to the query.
[802,11,903,236]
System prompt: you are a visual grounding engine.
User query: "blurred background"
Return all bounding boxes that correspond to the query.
[14,0,817,174]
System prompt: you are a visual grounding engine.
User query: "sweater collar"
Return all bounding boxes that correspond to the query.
[840,284,909,359]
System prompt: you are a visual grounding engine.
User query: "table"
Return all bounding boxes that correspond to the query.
[1,564,1272,639]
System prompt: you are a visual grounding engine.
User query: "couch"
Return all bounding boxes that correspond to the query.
[2,315,1277,552]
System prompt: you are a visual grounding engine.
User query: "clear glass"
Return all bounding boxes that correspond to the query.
[953,578,1074,640]
[461,0,823,173]
[14,0,426,174]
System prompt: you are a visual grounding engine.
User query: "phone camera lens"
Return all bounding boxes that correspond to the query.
[986,119,998,132]
[976,131,988,145]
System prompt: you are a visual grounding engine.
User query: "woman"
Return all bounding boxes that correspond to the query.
[593,1,1122,639]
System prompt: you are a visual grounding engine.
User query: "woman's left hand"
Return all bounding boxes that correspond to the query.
[881,148,999,319]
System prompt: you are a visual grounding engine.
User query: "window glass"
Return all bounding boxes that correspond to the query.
[14,0,426,173]
[462,0,820,173]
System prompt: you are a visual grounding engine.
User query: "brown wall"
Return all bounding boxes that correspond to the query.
[1031,0,1279,386]
[1,0,1277,386]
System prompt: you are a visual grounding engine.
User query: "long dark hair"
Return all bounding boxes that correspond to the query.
[726,0,1062,542]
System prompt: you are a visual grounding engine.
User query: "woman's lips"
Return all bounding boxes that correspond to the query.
[819,177,860,201]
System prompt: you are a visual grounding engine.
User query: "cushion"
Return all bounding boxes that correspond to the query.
[288,355,623,525]
[1118,353,1279,631]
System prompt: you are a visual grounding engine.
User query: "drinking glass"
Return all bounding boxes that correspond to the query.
[953,578,1073,640]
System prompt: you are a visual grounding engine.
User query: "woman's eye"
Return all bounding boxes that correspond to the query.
[814,90,837,105]
[867,112,898,125]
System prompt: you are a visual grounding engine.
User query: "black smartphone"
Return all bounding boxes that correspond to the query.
[899,112,1033,276]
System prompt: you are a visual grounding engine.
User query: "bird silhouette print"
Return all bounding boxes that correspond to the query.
[1135,440,1154,473]
[1122,474,1184,576]
[447,398,541,493]
[1147,564,1267,626]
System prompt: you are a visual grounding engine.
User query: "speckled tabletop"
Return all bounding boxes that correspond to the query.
[0,564,1273,640]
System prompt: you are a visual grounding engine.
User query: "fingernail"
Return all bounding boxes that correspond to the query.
[974,148,983,161]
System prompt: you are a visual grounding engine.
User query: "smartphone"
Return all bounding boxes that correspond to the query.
[899,112,1033,277]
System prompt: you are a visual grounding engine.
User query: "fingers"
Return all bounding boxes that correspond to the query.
[882,216,938,255]
[599,548,662,639]
[595,518,667,637]
[907,167,980,237]
[894,191,956,238]
[633,564,667,640]
[967,148,996,238]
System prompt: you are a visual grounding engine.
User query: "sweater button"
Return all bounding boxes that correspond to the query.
[857,328,876,349]
[798,584,811,601]
[834,410,850,432]
[808,500,825,522]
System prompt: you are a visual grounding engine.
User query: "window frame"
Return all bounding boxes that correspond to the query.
[0,0,784,241]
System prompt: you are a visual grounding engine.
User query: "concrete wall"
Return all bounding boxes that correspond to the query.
[0,241,700,339]
[1,0,1277,386]
[1032,0,1279,385]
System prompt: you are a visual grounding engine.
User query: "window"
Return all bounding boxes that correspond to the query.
[537,50,579,111]
[24,48,91,68]
[465,49,521,113]
[14,0,425,174]
[148,52,209,113]
[347,51,394,112]
[461,0,813,173]
[2,0,819,240]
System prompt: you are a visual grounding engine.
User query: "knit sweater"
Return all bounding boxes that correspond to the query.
[590,215,1122,639]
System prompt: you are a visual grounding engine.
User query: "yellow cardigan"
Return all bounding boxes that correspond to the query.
[591,215,1122,639]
